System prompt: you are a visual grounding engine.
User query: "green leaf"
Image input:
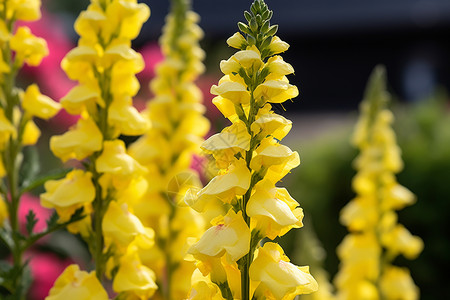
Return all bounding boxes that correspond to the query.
[14,263,32,300]
[46,211,59,228]
[266,24,278,36]
[0,227,13,250]
[261,20,270,33]
[244,11,252,22]
[237,22,251,35]
[19,146,40,190]
[25,210,38,235]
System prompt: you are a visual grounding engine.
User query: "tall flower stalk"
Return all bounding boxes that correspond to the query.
[185,1,318,299]
[43,0,158,298]
[0,1,70,298]
[335,66,423,300]
[128,0,209,298]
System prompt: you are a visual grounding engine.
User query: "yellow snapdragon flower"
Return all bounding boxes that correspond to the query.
[250,243,318,300]
[127,0,210,298]
[46,265,108,300]
[335,66,423,300]
[44,0,155,295]
[185,1,317,299]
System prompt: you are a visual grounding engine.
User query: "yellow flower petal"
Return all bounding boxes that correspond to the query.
[227,32,247,49]
[22,84,61,119]
[46,264,108,300]
[103,201,154,248]
[113,249,157,299]
[251,113,292,140]
[250,242,318,299]
[268,36,289,55]
[253,80,298,104]
[108,97,150,136]
[187,159,251,212]
[202,122,251,169]
[247,179,303,240]
[22,119,41,146]
[10,26,48,66]
[211,81,250,105]
[50,117,103,162]
[188,209,250,262]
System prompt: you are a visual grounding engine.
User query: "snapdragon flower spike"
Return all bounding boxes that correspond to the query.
[127,0,210,299]
[335,66,423,300]
[0,0,62,297]
[43,0,157,298]
[186,1,317,299]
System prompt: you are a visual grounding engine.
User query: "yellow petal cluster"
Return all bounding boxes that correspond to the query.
[43,0,157,296]
[46,265,108,300]
[10,26,48,66]
[250,243,318,300]
[186,1,316,298]
[126,0,209,298]
[335,66,422,299]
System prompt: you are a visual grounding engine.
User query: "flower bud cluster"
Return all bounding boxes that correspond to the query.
[185,1,317,299]
[43,1,157,298]
[335,66,423,300]
[127,0,210,298]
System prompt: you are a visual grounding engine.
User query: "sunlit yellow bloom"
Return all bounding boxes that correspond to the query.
[268,36,289,55]
[211,80,251,105]
[250,242,318,300]
[212,96,238,122]
[379,266,419,300]
[22,84,61,119]
[22,119,40,146]
[50,117,103,162]
[7,0,41,21]
[60,45,98,83]
[46,264,108,300]
[113,248,158,299]
[10,26,48,66]
[231,47,263,71]
[265,56,294,78]
[381,183,415,211]
[336,233,381,281]
[247,179,303,240]
[337,67,421,299]
[102,201,154,250]
[250,140,298,172]
[60,84,101,115]
[40,170,95,221]
[108,96,150,136]
[251,111,292,140]
[380,224,423,260]
[340,196,379,232]
[189,269,224,300]
[96,140,147,178]
[253,80,298,104]
[186,160,251,212]
[189,209,250,263]
[226,32,247,49]
[201,121,251,169]
[107,1,151,40]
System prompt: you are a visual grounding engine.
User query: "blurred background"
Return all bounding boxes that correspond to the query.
[5,0,450,299]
